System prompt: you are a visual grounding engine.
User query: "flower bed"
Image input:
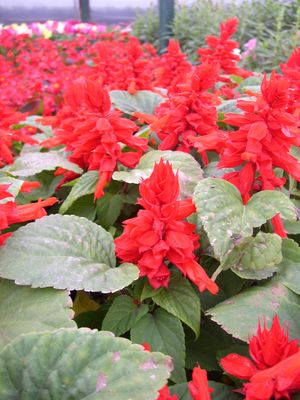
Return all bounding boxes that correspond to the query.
[0,18,299,400]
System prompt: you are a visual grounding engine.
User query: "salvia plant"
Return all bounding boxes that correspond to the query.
[0,15,299,400]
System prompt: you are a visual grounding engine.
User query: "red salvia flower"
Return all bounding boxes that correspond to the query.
[188,366,214,400]
[197,18,251,80]
[152,39,192,89]
[42,78,148,198]
[220,315,300,400]
[151,63,221,159]
[115,160,218,293]
[0,183,57,245]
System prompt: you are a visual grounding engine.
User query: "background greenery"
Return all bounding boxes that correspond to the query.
[133,0,300,71]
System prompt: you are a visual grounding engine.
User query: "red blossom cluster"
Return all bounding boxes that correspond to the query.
[149,63,221,158]
[115,160,218,293]
[220,316,300,400]
[42,78,148,198]
[0,183,57,245]
[197,17,252,82]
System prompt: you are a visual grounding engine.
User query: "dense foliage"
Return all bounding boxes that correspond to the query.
[0,16,300,400]
[133,0,300,71]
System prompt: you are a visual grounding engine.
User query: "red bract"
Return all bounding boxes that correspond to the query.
[152,40,192,89]
[42,78,148,198]
[221,72,300,193]
[151,63,220,158]
[220,315,300,400]
[188,366,214,400]
[0,183,57,245]
[281,47,300,115]
[115,160,218,293]
[198,18,251,80]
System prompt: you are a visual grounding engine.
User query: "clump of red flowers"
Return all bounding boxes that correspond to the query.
[198,17,251,81]
[115,159,218,293]
[150,63,221,159]
[0,183,57,245]
[220,315,300,399]
[42,78,148,198]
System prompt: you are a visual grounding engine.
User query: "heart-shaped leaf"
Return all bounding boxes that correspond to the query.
[0,328,173,400]
[0,215,138,292]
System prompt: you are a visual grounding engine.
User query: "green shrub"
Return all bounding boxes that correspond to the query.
[133,0,300,71]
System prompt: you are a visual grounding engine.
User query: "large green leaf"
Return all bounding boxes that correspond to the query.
[131,308,186,383]
[0,329,173,400]
[0,215,138,292]
[109,90,164,115]
[0,279,75,348]
[194,178,296,259]
[7,151,82,176]
[208,278,300,342]
[102,295,149,336]
[222,232,282,280]
[113,150,203,198]
[277,239,300,295]
[60,171,98,214]
[142,272,201,337]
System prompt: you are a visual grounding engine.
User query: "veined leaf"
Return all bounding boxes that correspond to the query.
[0,328,173,400]
[113,150,203,198]
[0,215,138,292]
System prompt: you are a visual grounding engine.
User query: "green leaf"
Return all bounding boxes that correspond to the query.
[185,319,235,371]
[17,171,61,202]
[0,279,75,348]
[109,90,164,115]
[222,232,282,280]
[208,278,300,342]
[217,99,244,114]
[96,193,123,229]
[277,239,300,295]
[131,308,186,383]
[194,178,296,259]
[64,194,97,220]
[0,215,138,292]
[102,295,149,336]
[60,171,98,214]
[209,382,242,400]
[170,383,192,400]
[0,329,173,400]
[113,150,203,198]
[7,151,82,176]
[145,271,201,338]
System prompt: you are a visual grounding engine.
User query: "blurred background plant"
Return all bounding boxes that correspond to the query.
[133,0,300,71]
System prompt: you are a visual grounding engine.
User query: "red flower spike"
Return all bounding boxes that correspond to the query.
[244,351,300,400]
[188,366,214,400]
[249,315,299,369]
[156,386,178,400]
[220,315,300,400]
[220,354,258,380]
[42,78,148,198]
[115,160,218,294]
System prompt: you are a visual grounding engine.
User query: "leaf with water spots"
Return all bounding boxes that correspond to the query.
[208,278,300,342]
[0,328,173,400]
[0,215,138,292]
